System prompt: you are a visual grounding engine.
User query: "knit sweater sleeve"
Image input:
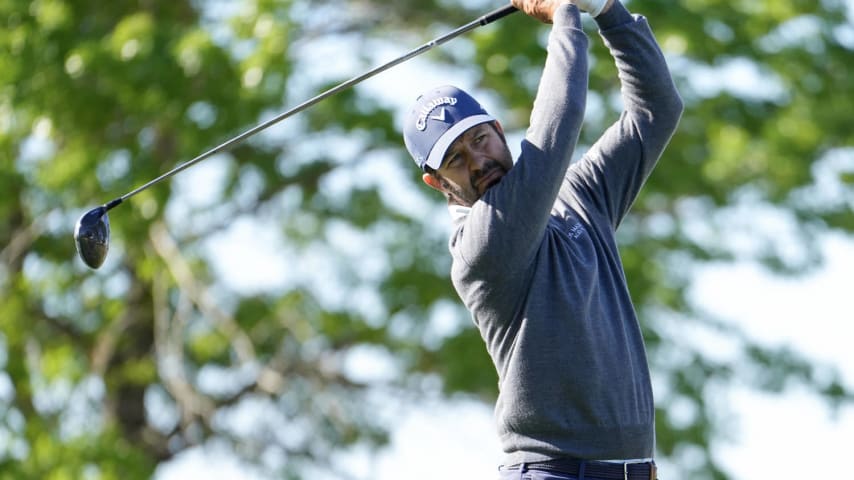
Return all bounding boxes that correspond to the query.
[562,1,684,228]
[450,4,589,274]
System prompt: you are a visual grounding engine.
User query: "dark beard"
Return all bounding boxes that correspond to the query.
[441,179,479,207]
[439,159,507,207]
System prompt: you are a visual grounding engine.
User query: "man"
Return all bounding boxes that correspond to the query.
[403,0,683,478]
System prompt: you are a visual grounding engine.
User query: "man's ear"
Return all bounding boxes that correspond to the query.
[422,173,444,193]
[494,120,505,137]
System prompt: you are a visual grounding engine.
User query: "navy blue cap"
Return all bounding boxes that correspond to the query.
[403,85,495,171]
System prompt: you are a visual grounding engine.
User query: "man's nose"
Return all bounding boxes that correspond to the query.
[466,150,489,173]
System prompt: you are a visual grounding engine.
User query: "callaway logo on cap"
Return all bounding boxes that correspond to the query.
[415,96,457,131]
[403,85,494,171]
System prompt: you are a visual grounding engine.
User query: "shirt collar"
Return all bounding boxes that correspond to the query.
[448,205,471,221]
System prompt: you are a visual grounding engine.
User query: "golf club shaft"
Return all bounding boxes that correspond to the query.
[105,4,518,212]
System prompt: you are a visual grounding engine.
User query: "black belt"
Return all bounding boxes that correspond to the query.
[506,458,657,480]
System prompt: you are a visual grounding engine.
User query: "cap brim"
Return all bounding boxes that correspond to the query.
[424,114,494,170]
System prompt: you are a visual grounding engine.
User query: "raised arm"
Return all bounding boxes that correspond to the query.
[566,1,684,228]
[454,3,589,272]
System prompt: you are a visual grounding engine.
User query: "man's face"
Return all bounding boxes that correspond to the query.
[423,122,513,207]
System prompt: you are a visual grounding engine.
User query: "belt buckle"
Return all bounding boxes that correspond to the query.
[624,461,657,480]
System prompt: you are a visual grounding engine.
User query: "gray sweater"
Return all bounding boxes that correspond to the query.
[448,2,684,464]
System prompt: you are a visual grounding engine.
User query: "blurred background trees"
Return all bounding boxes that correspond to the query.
[1,0,852,478]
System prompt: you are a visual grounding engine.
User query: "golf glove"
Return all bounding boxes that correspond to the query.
[570,0,613,17]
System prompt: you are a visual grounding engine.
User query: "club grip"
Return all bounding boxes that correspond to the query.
[479,4,519,26]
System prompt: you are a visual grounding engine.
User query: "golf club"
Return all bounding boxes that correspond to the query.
[74,4,518,269]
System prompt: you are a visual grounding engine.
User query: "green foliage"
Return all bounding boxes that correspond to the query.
[1,0,852,479]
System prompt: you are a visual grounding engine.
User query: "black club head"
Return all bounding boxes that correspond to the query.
[74,206,111,269]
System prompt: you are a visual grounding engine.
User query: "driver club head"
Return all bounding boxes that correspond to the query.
[74,206,111,269]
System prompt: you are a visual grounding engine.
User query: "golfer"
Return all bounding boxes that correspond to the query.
[403,0,682,478]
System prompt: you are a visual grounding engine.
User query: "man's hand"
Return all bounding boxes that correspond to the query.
[511,0,615,23]
[510,0,567,24]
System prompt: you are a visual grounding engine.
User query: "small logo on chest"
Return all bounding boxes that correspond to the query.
[568,222,586,239]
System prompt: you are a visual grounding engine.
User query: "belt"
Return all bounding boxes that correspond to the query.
[506,458,657,480]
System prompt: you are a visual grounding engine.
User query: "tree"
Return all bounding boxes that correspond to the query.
[1,0,851,478]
